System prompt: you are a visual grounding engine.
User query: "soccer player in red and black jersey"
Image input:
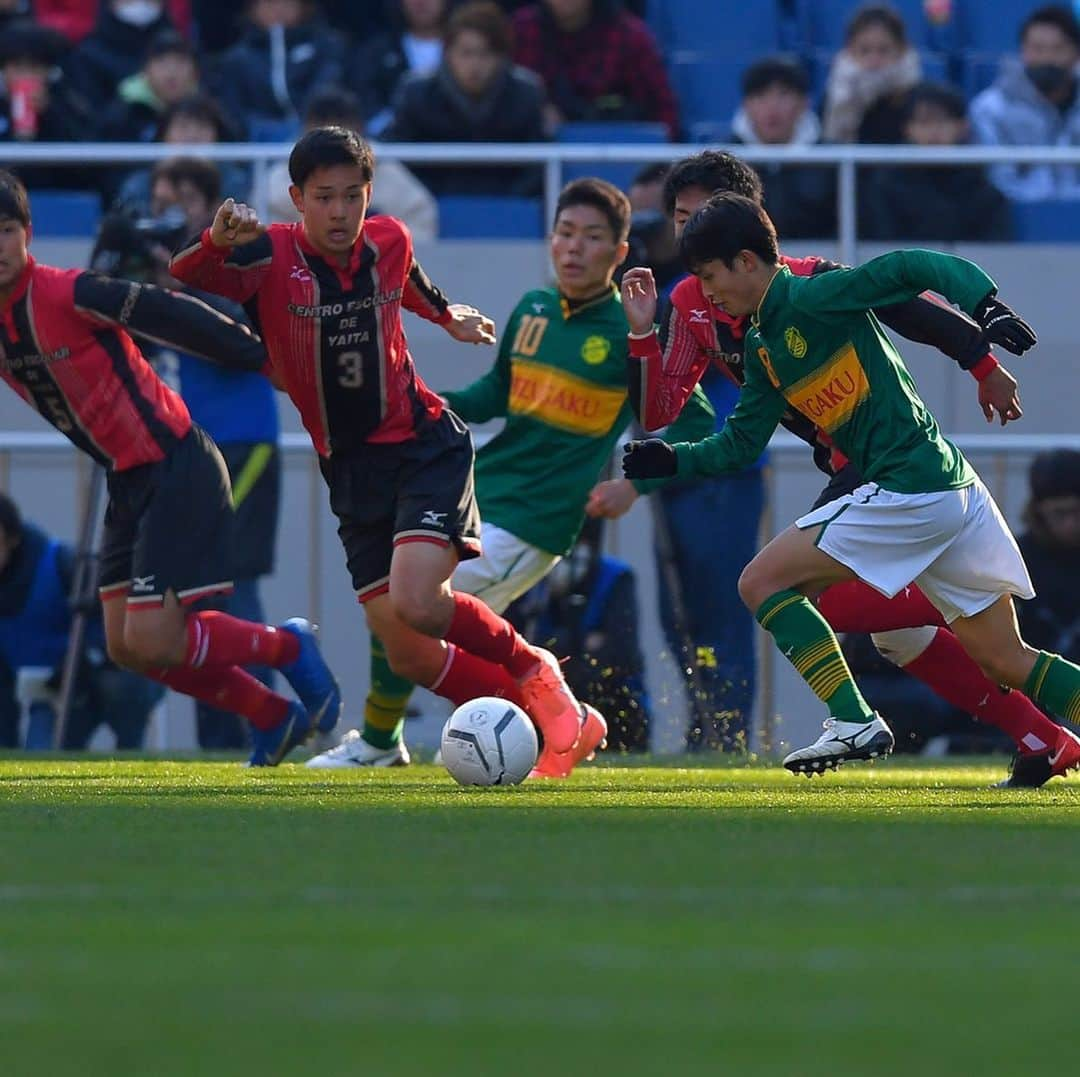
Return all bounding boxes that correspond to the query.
[170,127,588,754]
[0,170,340,766]
[616,150,1078,787]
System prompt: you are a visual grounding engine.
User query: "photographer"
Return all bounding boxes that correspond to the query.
[0,492,164,749]
[90,158,282,751]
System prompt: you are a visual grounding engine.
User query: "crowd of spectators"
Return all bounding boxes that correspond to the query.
[4,1,1080,240]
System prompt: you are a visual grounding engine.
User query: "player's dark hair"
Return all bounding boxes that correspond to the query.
[742,55,810,98]
[1021,5,1080,49]
[554,177,631,243]
[445,1,513,55]
[0,491,23,544]
[0,169,30,228]
[679,193,779,272]
[151,156,222,209]
[662,150,763,216]
[289,126,375,188]
[304,86,365,131]
[844,3,908,47]
[903,80,966,123]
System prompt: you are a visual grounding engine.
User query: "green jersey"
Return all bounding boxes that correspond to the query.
[675,249,995,495]
[444,285,714,556]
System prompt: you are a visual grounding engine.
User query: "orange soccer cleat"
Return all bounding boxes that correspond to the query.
[517,647,584,754]
[529,705,608,779]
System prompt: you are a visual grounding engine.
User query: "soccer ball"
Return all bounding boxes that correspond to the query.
[441,697,538,786]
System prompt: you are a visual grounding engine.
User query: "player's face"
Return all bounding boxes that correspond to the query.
[550,204,627,298]
[0,217,29,294]
[694,255,757,316]
[292,164,371,261]
[672,185,712,239]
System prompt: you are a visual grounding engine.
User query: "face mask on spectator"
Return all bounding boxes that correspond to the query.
[113,0,163,27]
[1025,63,1073,97]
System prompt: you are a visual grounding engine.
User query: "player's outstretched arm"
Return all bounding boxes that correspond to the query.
[72,273,266,371]
[168,198,273,303]
[444,303,496,345]
[622,268,716,431]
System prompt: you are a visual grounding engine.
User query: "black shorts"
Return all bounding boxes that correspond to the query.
[99,424,235,609]
[321,410,482,603]
[809,463,865,512]
[219,441,280,580]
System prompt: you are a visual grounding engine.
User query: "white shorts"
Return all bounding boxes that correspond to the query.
[796,478,1034,624]
[452,521,559,614]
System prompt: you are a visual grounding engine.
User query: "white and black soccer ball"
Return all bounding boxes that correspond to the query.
[441,697,538,786]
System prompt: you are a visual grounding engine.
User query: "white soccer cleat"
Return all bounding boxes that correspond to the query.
[782,714,894,776]
[305,729,411,769]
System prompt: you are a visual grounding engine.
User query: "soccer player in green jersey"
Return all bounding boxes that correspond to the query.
[624,192,1080,776]
[308,177,714,776]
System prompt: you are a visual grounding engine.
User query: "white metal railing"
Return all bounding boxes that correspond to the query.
[7,141,1080,263]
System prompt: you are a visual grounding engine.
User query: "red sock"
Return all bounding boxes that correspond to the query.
[426,643,527,709]
[148,665,291,731]
[184,611,300,670]
[445,592,536,679]
[903,628,1058,754]
[817,581,946,633]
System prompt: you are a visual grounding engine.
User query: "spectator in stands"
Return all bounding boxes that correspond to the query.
[40,1,191,44]
[970,4,1080,200]
[861,82,1012,240]
[68,0,179,114]
[353,0,450,136]
[0,492,164,750]
[267,87,438,239]
[731,56,837,239]
[142,158,282,749]
[512,0,679,138]
[624,162,683,295]
[386,1,547,196]
[112,93,247,211]
[0,0,30,34]
[822,3,922,144]
[210,0,347,134]
[1016,450,1080,666]
[0,20,95,192]
[98,30,200,143]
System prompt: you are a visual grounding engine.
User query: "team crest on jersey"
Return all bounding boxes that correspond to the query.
[785,326,808,358]
[580,335,611,365]
[290,265,312,283]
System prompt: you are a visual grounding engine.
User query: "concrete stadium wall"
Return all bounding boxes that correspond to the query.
[5,239,1077,753]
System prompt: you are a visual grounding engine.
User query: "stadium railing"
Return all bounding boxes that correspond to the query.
[10,141,1080,259]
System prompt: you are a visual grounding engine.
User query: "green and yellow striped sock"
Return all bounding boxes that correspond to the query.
[364,637,412,750]
[756,588,875,724]
[1024,651,1080,725]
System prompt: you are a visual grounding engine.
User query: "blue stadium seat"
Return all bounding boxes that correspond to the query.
[558,122,669,191]
[960,53,1002,98]
[669,54,743,132]
[248,116,300,143]
[29,190,101,237]
[661,0,783,51]
[437,196,543,239]
[1011,199,1080,241]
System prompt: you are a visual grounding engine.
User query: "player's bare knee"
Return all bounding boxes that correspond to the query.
[121,624,183,670]
[391,591,442,636]
[106,636,140,671]
[737,561,772,612]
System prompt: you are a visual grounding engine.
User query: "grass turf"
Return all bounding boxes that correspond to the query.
[2,757,1077,1077]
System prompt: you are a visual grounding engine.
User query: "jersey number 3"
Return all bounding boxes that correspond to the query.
[337,351,364,389]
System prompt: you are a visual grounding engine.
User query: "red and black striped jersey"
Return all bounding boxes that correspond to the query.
[627,254,997,476]
[0,257,265,471]
[169,216,452,458]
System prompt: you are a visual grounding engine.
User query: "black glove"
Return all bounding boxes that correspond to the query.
[622,439,677,479]
[973,292,1038,356]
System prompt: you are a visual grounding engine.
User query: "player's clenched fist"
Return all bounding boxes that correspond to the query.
[210,198,266,248]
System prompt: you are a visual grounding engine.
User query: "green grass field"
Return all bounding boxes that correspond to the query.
[3,757,1078,1077]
